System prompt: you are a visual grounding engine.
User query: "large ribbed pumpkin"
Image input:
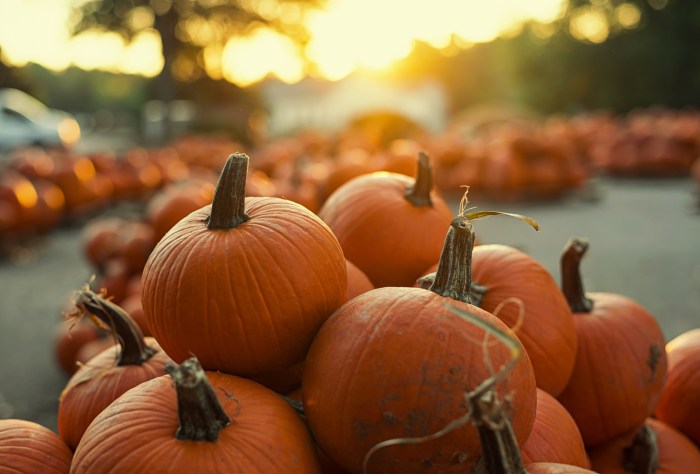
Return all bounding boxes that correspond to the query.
[142,153,346,376]
[302,216,537,474]
[71,357,320,474]
[318,152,453,288]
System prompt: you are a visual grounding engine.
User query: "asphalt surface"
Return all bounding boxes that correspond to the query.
[0,176,699,433]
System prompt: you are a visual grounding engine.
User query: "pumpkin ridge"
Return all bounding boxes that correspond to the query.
[167,228,204,361]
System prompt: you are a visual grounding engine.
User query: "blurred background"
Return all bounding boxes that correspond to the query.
[1,0,700,429]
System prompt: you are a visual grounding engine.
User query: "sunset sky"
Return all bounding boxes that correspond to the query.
[0,0,640,86]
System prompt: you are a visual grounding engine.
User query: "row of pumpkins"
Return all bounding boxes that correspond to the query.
[3,105,700,247]
[3,150,698,473]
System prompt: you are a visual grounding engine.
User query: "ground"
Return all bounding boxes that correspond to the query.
[0,175,699,432]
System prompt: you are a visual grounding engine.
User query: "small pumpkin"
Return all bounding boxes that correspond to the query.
[556,237,667,447]
[318,152,454,288]
[588,418,700,473]
[654,328,700,446]
[70,357,321,473]
[345,259,374,301]
[521,388,590,468]
[0,419,72,473]
[58,288,169,450]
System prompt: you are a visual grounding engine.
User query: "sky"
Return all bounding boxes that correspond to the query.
[0,0,639,87]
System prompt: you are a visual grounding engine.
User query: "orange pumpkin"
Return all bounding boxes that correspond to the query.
[58,289,169,450]
[556,237,667,447]
[70,357,321,473]
[319,152,453,288]
[142,153,346,376]
[303,215,537,474]
[0,419,72,473]
[345,259,374,301]
[521,389,590,468]
[588,418,700,473]
[654,328,700,446]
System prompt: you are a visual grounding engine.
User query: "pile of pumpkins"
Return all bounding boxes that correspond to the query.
[3,150,699,473]
[4,105,700,253]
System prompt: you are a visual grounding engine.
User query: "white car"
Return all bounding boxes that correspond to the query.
[0,88,81,153]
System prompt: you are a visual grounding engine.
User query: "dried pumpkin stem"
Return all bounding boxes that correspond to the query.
[623,424,659,474]
[73,288,155,366]
[560,237,594,313]
[166,357,231,442]
[207,152,250,230]
[470,392,527,474]
[428,215,476,303]
[445,302,527,474]
[404,151,434,207]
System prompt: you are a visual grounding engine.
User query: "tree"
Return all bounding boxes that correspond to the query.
[71,0,324,103]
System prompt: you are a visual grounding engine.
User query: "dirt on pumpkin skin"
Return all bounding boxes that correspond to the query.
[647,344,663,382]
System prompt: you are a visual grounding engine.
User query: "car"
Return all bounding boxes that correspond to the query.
[0,88,81,153]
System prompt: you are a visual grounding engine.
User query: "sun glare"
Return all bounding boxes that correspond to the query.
[0,0,568,84]
[221,28,305,87]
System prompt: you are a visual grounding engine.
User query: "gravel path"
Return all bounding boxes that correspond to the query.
[0,176,698,432]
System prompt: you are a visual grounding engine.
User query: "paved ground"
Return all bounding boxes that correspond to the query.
[0,176,699,433]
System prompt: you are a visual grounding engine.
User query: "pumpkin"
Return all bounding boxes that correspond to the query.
[302,214,537,474]
[588,418,700,473]
[556,237,667,447]
[142,152,346,376]
[54,319,105,375]
[112,220,156,274]
[70,357,321,473]
[58,288,169,450]
[654,328,700,446]
[318,152,454,288]
[419,243,577,397]
[81,217,125,271]
[0,419,72,473]
[521,388,590,468]
[146,176,217,242]
[345,259,374,301]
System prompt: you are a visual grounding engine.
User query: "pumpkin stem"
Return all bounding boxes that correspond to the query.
[445,301,527,474]
[207,152,251,230]
[622,424,659,474]
[560,237,594,313]
[470,392,528,474]
[73,288,155,366]
[404,151,434,207]
[428,215,476,303]
[417,272,488,306]
[166,357,231,442]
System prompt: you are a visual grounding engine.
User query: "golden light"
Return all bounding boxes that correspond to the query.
[15,181,39,209]
[57,118,81,147]
[221,28,305,87]
[304,0,565,81]
[0,0,570,85]
[73,158,96,183]
[570,7,610,44]
[70,31,125,71]
[616,3,642,29]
